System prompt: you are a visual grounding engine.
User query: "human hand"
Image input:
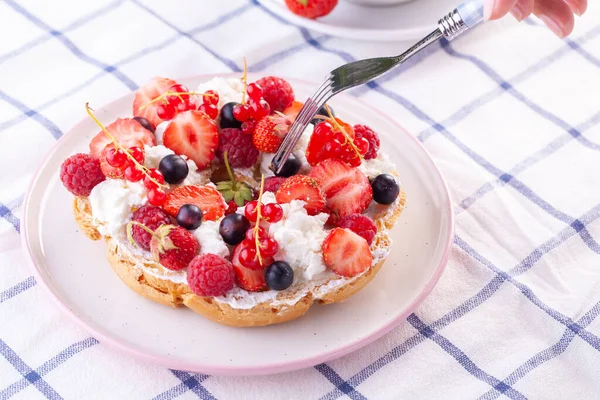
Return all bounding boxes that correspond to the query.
[484,0,587,38]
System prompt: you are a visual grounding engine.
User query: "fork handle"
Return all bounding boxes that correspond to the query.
[439,0,485,40]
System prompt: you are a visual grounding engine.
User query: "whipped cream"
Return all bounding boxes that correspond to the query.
[196,77,245,109]
[193,220,230,259]
[143,145,210,187]
[154,121,169,145]
[88,179,147,237]
[359,152,397,179]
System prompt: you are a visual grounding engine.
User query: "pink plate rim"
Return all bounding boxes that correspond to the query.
[21,73,455,376]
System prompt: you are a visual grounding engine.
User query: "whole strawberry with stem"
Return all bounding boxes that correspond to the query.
[127,222,199,271]
[284,0,338,19]
[252,112,292,153]
[215,151,253,209]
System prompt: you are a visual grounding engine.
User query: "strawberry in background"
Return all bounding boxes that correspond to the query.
[284,0,338,19]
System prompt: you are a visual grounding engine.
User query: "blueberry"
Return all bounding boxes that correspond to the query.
[133,116,155,133]
[371,174,400,205]
[159,154,189,184]
[265,261,294,290]
[177,204,203,230]
[310,104,334,125]
[219,213,250,245]
[219,102,242,129]
[274,153,300,178]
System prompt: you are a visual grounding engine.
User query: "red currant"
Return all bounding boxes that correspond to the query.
[225,200,238,216]
[241,120,256,135]
[148,187,167,206]
[245,226,267,241]
[333,132,346,144]
[124,165,143,182]
[157,103,176,120]
[106,148,127,168]
[262,203,283,223]
[244,200,259,222]
[250,99,270,119]
[324,140,342,157]
[259,238,279,257]
[233,104,251,122]
[314,121,335,139]
[347,154,362,167]
[239,245,262,270]
[355,137,370,155]
[199,104,219,120]
[246,83,263,100]
[143,168,165,189]
[203,90,219,105]
[169,84,190,101]
[176,100,191,113]
[128,146,145,164]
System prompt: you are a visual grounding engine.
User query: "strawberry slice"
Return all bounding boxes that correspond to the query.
[89,118,155,158]
[283,101,303,121]
[232,244,268,292]
[309,158,372,223]
[163,110,218,170]
[322,228,373,277]
[163,185,226,221]
[132,77,178,127]
[275,175,327,216]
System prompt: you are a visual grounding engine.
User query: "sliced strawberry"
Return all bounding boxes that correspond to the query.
[232,244,267,292]
[275,175,327,216]
[132,77,178,127]
[283,101,303,121]
[309,159,372,223]
[163,185,226,221]
[89,118,155,158]
[163,110,218,170]
[322,228,372,277]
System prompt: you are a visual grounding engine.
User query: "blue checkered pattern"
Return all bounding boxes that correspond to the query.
[2,0,600,398]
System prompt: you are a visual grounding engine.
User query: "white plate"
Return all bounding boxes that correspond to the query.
[258,0,455,42]
[22,74,453,376]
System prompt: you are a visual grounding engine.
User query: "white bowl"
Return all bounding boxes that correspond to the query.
[342,0,415,6]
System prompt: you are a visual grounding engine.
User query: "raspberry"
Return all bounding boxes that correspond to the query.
[353,125,380,160]
[187,254,235,297]
[255,76,294,112]
[264,177,286,193]
[60,153,105,196]
[336,214,377,245]
[131,206,171,250]
[216,128,259,168]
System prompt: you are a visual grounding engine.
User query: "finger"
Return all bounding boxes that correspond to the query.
[534,0,575,38]
[510,0,534,21]
[484,0,519,20]
[563,0,587,16]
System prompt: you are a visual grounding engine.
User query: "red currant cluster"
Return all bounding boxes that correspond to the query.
[155,85,220,121]
[236,201,284,270]
[105,145,167,206]
[232,83,271,135]
[315,119,369,167]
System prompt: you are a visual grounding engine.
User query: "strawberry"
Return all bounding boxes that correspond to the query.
[163,185,226,221]
[89,118,155,158]
[252,113,292,153]
[275,175,327,216]
[283,101,303,121]
[232,244,267,292]
[284,0,338,19]
[149,225,200,271]
[133,77,178,127]
[309,158,372,223]
[163,110,218,170]
[322,228,372,277]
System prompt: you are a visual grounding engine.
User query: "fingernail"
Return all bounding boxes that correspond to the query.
[510,5,524,22]
[484,0,496,20]
[539,15,565,38]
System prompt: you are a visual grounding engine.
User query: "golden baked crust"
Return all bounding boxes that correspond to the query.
[72,189,406,327]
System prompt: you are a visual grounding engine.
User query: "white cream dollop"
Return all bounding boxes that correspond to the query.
[88,179,148,237]
[143,145,210,186]
[358,152,397,179]
[193,220,230,259]
[269,200,329,281]
[154,121,169,145]
[196,77,245,109]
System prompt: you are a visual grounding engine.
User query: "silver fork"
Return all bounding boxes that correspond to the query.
[271,0,485,174]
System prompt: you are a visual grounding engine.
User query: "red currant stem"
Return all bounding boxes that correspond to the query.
[139,90,202,110]
[126,220,159,247]
[253,174,265,267]
[222,151,237,191]
[85,103,167,188]
[241,57,248,104]
[325,105,363,161]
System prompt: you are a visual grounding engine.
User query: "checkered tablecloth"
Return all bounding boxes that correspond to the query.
[2,0,600,398]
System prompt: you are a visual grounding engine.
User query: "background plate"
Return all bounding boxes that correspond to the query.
[22,74,453,376]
